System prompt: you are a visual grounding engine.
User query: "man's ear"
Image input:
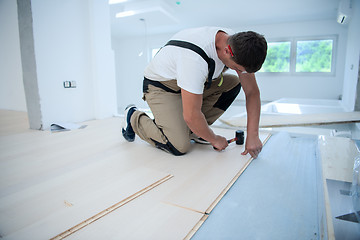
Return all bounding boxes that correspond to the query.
[224,46,233,57]
[224,47,230,55]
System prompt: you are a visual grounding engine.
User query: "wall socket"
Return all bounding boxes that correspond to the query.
[63,81,76,88]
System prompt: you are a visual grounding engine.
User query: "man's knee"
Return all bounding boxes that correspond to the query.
[173,140,191,155]
[151,138,190,156]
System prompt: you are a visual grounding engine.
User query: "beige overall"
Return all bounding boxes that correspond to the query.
[130,73,241,155]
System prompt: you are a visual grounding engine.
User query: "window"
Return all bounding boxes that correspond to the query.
[259,36,336,74]
[260,42,291,72]
[296,39,333,73]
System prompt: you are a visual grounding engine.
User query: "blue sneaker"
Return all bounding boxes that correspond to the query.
[122,104,137,142]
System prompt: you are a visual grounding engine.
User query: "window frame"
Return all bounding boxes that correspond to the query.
[258,35,337,76]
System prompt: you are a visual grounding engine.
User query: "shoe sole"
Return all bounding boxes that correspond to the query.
[122,104,137,142]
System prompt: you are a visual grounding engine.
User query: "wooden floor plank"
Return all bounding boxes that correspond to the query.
[51,174,174,240]
[66,201,204,240]
[0,110,270,239]
[159,130,270,214]
[221,111,360,128]
[0,119,123,195]
[60,163,205,240]
[1,166,171,240]
[0,110,30,136]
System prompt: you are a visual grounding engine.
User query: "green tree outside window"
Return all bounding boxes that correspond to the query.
[260,42,291,72]
[296,40,333,72]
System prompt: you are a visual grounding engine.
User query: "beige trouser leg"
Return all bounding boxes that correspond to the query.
[131,84,190,155]
[130,74,241,155]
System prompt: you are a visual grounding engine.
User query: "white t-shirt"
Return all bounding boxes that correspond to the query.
[144,27,235,94]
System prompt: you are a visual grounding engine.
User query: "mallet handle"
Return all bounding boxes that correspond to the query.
[227,137,237,144]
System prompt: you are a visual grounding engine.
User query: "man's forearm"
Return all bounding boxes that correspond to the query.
[184,110,216,143]
[236,72,262,158]
[181,88,228,150]
[245,90,261,137]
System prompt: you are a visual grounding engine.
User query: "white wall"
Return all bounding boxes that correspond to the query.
[30,0,117,129]
[31,0,93,128]
[113,33,173,112]
[342,0,360,111]
[0,0,27,111]
[0,0,117,129]
[89,0,118,119]
[113,19,348,108]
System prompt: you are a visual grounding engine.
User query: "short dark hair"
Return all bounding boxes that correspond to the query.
[228,31,267,73]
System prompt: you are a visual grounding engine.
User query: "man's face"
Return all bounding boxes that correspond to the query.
[224,58,247,74]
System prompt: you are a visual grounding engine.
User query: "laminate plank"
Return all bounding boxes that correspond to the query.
[221,111,360,128]
[0,110,271,239]
[160,130,270,214]
[0,118,123,196]
[0,110,30,136]
[51,174,173,240]
[56,129,270,240]
[66,201,204,240]
[1,166,170,240]
[59,165,205,240]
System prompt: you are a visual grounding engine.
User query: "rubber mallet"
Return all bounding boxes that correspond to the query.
[213,130,244,150]
[227,130,244,145]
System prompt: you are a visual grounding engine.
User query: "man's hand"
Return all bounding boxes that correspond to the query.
[212,135,228,151]
[241,135,262,158]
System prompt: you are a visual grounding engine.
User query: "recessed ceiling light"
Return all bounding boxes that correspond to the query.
[116,10,135,18]
[114,0,178,22]
[109,0,127,5]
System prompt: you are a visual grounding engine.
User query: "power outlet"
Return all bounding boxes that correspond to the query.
[63,81,71,88]
[63,81,76,88]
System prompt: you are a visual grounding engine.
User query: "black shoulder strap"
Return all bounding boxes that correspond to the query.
[165,40,215,89]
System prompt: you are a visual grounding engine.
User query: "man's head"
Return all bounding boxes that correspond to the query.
[227,31,267,73]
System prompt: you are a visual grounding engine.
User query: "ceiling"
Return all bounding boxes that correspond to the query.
[109,0,340,39]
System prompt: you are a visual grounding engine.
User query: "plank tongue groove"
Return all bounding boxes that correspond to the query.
[51,174,173,240]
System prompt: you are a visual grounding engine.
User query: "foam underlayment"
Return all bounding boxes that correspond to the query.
[194,132,320,239]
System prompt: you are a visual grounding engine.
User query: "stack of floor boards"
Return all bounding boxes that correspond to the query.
[0,110,270,240]
[221,111,360,128]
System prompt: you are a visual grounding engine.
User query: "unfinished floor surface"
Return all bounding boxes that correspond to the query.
[193,132,320,239]
[0,110,270,239]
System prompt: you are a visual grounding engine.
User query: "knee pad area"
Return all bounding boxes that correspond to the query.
[151,138,189,156]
